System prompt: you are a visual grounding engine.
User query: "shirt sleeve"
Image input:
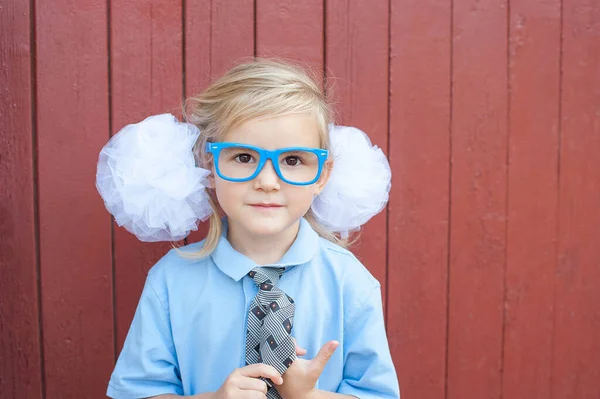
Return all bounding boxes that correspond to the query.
[337,286,401,399]
[107,271,183,399]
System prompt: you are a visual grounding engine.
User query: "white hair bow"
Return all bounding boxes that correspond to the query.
[311,125,391,238]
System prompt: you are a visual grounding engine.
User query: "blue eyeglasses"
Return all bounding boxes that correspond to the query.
[205,142,329,186]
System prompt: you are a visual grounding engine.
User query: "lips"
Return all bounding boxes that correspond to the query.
[249,203,283,208]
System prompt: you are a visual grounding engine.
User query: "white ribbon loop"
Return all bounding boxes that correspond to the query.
[96,114,213,242]
[310,125,392,236]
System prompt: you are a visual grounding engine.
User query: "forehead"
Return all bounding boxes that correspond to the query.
[222,114,321,149]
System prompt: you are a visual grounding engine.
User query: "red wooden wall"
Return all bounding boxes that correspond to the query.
[1,0,599,398]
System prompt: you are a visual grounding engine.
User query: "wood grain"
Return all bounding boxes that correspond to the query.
[0,1,43,397]
[388,0,452,397]
[36,0,114,395]
[503,0,561,397]
[256,0,324,71]
[552,0,600,397]
[448,0,508,398]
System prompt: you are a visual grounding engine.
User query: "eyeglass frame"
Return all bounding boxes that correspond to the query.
[205,142,329,186]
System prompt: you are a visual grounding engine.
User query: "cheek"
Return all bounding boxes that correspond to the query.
[213,179,245,209]
[285,186,318,209]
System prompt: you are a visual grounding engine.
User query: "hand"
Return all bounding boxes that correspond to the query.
[277,340,340,399]
[214,363,284,399]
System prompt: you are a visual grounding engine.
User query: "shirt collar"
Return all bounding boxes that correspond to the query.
[210,217,320,281]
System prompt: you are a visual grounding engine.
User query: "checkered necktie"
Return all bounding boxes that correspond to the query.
[245,267,297,398]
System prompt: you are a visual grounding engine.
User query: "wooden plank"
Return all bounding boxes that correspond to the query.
[111,0,185,351]
[448,0,508,398]
[0,1,43,397]
[183,0,211,95]
[256,0,323,71]
[185,0,254,94]
[502,1,561,398]
[387,0,451,397]
[325,0,389,311]
[35,0,114,396]
[552,0,600,397]
[184,0,254,244]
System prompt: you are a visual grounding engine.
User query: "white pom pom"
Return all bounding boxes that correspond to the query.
[311,125,391,235]
[95,114,212,242]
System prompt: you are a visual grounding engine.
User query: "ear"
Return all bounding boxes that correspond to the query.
[207,173,216,189]
[313,159,333,196]
[205,157,216,188]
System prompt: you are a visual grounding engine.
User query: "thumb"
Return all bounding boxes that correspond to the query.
[309,340,339,375]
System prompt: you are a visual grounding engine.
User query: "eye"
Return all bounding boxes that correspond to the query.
[235,153,253,163]
[284,156,301,166]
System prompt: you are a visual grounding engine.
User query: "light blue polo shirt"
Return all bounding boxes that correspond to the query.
[107,218,400,398]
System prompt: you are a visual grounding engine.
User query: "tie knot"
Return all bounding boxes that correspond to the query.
[248,267,284,290]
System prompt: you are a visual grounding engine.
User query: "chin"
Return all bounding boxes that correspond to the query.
[241,216,298,237]
[245,221,290,237]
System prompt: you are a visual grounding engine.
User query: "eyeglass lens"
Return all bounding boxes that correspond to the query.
[217,146,320,183]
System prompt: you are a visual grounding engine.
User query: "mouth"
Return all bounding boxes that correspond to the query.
[249,203,284,208]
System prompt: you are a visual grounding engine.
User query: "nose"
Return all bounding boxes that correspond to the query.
[253,159,281,191]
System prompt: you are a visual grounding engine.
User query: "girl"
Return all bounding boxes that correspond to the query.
[97,59,399,399]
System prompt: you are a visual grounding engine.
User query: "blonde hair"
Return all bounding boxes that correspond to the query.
[179,58,349,258]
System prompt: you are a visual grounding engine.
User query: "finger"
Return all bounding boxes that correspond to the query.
[236,376,268,394]
[238,364,284,385]
[296,346,307,356]
[309,340,339,375]
[292,337,307,356]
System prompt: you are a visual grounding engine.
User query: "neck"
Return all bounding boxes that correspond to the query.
[226,219,300,265]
